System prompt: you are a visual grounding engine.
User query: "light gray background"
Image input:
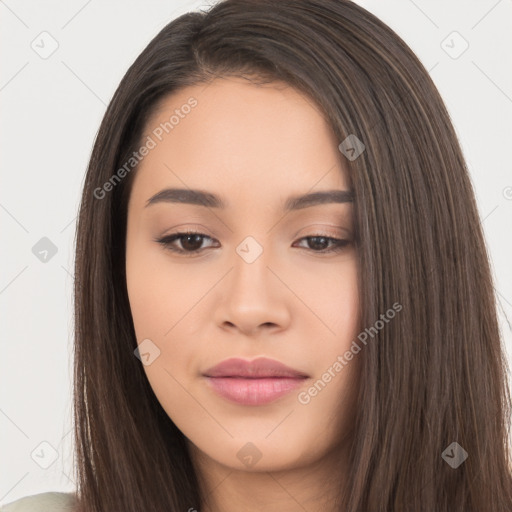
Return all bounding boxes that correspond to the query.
[1,0,511,504]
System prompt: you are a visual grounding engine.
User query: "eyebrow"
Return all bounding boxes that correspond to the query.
[144,188,354,211]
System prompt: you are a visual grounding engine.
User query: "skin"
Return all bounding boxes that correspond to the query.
[125,76,361,512]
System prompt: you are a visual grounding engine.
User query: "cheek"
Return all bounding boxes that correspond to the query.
[294,257,360,404]
[125,239,207,382]
[293,256,360,341]
[125,248,166,341]
[125,239,201,341]
[126,243,199,422]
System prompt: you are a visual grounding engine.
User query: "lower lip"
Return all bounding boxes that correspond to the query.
[204,377,307,405]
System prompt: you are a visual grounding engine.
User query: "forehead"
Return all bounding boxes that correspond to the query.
[130,76,351,207]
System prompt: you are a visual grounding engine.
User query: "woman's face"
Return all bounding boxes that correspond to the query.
[125,76,360,474]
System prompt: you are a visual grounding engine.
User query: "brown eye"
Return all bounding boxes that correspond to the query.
[155,231,218,254]
[293,235,350,253]
[178,233,206,252]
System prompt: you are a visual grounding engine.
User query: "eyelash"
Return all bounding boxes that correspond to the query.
[154,230,351,256]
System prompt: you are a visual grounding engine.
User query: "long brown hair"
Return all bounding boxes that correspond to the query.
[72,0,512,510]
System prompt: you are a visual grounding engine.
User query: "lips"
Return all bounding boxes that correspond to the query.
[202,357,309,406]
[203,357,309,379]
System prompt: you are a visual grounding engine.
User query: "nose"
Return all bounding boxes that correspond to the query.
[214,243,291,337]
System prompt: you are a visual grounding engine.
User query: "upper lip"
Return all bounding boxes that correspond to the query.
[203,357,309,379]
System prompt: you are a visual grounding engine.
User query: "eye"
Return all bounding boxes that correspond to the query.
[155,230,219,255]
[154,231,351,256]
[292,235,350,253]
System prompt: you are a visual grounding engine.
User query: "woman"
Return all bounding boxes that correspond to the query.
[3,0,511,510]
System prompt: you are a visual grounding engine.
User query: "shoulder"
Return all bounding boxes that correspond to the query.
[0,492,76,512]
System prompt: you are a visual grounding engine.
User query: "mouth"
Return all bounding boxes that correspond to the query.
[202,357,309,406]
